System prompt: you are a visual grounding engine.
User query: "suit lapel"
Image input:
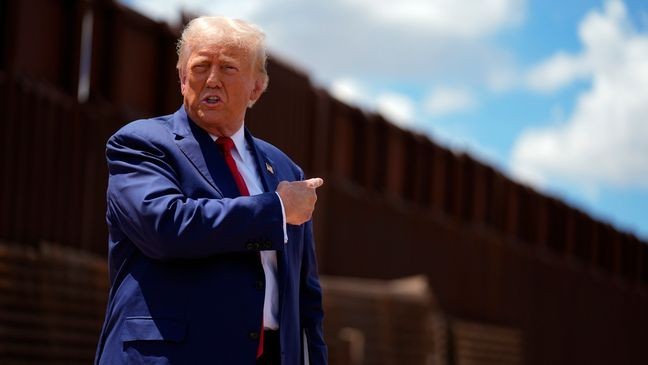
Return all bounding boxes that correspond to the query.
[245,129,280,193]
[171,107,240,198]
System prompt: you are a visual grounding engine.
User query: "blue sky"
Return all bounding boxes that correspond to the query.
[122,0,648,240]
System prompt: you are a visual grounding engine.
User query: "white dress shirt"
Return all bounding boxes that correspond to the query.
[211,125,286,330]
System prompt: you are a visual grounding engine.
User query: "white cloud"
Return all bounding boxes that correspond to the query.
[486,66,520,92]
[525,52,588,92]
[353,0,525,38]
[376,92,416,128]
[329,78,372,107]
[256,0,523,84]
[120,0,265,24]
[424,87,477,117]
[329,78,416,129]
[512,0,648,190]
[524,0,630,93]
[123,0,524,38]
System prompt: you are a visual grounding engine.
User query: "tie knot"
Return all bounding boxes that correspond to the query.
[215,136,235,153]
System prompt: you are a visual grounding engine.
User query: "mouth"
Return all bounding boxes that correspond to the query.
[202,95,222,106]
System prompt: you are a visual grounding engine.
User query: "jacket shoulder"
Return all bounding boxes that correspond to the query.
[110,114,174,140]
[253,137,304,179]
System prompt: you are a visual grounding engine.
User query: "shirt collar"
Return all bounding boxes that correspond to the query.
[210,123,250,164]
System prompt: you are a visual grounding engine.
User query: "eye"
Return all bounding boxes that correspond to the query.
[223,65,238,73]
[192,64,208,73]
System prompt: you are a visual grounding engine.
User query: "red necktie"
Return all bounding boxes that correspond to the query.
[215,136,265,359]
[216,137,250,196]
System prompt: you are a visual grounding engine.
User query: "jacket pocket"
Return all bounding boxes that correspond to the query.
[121,317,187,343]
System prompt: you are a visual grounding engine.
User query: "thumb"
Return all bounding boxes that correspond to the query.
[305,177,324,188]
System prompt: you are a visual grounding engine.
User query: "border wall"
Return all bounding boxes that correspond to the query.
[1,1,647,364]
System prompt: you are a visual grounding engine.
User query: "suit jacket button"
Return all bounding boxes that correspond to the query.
[254,243,261,250]
[263,242,271,249]
[246,243,255,250]
[256,280,265,289]
[249,331,260,340]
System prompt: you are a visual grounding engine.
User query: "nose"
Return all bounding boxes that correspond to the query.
[205,66,222,88]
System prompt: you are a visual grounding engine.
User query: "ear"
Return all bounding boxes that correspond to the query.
[248,76,266,105]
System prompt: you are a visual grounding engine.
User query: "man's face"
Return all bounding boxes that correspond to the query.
[180,42,263,135]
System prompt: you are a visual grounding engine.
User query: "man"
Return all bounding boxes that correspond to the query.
[94,16,327,365]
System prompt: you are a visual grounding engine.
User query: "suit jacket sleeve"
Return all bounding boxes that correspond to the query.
[106,127,285,260]
[300,219,328,364]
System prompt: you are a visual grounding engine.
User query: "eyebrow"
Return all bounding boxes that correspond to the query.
[190,58,210,65]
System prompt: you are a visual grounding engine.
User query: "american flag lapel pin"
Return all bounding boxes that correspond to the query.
[265,162,274,174]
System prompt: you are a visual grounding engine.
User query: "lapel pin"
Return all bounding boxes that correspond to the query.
[265,162,274,175]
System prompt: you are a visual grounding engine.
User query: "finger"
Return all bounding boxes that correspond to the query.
[305,177,324,188]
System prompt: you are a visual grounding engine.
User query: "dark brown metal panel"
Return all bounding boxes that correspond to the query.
[515,186,529,244]
[482,165,495,228]
[309,89,333,177]
[489,171,509,234]
[559,205,576,256]
[321,182,648,365]
[571,211,593,262]
[448,151,464,219]
[246,58,317,172]
[39,84,60,242]
[619,234,638,283]
[325,98,354,180]
[367,115,389,194]
[0,73,114,253]
[385,125,405,199]
[546,199,568,254]
[45,87,67,245]
[611,229,622,276]
[322,276,440,365]
[155,24,183,115]
[470,160,487,226]
[90,0,117,104]
[642,243,648,286]
[10,78,33,244]
[441,149,457,218]
[350,108,368,187]
[564,204,576,260]
[416,138,434,209]
[89,1,175,118]
[525,187,541,244]
[534,193,548,247]
[79,100,123,255]
[426,140,441,209]
[8,0,81,93]
[0,1,12,71]
[595,223,614,274]
[61,100,86,248]
[358,112,375,190]
[589,218,600,269]
[0,73,8,236]
[504,182,519,239]
[401,133,420,203]
[111,9,163,116]
[458,154,475,223]
[30,82,52,244]
[0,244,109,364]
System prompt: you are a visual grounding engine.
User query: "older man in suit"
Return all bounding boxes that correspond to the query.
[94,16,327,365]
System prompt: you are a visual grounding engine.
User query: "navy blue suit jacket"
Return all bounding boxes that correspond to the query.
[94,107,327,365]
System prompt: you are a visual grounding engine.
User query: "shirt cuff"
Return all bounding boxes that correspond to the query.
[275,192,288,243]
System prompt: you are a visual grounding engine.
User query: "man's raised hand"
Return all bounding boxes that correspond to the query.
[276,178,324,225]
